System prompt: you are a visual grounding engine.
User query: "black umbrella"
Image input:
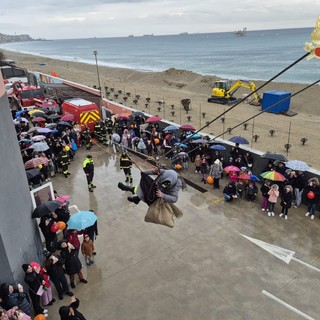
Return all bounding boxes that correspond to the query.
[32,200,63,218]
[261,152,288,162]
[47,114,61,121]
[26,169,41,180]
[132,111,145,117]
[57,121,73,128]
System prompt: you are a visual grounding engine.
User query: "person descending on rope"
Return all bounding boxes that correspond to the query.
[118,167,183,205]
[119,150,133,183]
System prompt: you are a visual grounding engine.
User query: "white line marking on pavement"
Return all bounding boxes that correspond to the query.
[262,290,315,320]
[291,257,320,273]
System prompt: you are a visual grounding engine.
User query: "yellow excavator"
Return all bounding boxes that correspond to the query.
[208,79,262,105]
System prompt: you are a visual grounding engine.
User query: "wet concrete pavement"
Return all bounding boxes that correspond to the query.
[48,143,320,320]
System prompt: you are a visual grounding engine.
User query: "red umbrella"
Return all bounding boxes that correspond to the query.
[61,114,75,121]
[224,165,240,172]
[117,114,130,120]
[32,117,46,122]
[238,173,251,180]
[24,157,49,169]
[180,124,195,131]
[146,116,162,123]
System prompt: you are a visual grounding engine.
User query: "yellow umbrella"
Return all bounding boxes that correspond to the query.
[28,109,46,115]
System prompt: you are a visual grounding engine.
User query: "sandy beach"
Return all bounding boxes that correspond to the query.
[2,49,320,170]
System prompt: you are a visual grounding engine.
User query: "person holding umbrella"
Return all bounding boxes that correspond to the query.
[39,216,58,253]
[83,155,95,192]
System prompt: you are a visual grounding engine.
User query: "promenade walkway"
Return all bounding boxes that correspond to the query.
[48,144,320,320]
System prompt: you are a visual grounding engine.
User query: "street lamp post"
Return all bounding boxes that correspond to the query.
[93,50,102,101]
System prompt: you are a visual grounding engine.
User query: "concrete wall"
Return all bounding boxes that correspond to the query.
[0,75,42,285]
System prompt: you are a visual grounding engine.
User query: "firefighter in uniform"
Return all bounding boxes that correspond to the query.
[59,147,70,178]
[120,150,133,183]
[105,118,114,141]
[83,155,96,192]
[83,126,92,150]
[100,121,108,145]
[94,121,102,143]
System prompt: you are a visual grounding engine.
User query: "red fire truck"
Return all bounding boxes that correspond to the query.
[61,98,101,132]
[11,81,45,111]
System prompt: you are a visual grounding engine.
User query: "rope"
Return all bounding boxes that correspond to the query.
[162,52,311,159]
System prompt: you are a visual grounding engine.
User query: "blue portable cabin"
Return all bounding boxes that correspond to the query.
[261,90,291,114]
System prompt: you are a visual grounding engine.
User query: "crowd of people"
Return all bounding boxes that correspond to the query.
[1,108,319,319]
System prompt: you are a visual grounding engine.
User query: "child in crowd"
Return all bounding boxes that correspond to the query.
[260,180,271,211]
[81,234,94,267]
[235,179,246,198]
[267,184,279,217]
[229,171,238,183]
[305,177,320,219]
[245,181,258,201]
[280,185,293,220]
[194,154,201,173]
[200,156,208,184]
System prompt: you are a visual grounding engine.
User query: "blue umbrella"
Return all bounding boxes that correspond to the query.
[229,136,249,144]
[163,125,178,131]
[210,144,226,151]
[37,128,53,134]
[174,142,188,148]
[190,139,208,144]
[186,133,201,140]
[15,110,28,118]
[285,160,309,172]
[250,175,260,182]
[67,211,97,230]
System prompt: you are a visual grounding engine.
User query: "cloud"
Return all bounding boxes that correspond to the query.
[0,0,319,39]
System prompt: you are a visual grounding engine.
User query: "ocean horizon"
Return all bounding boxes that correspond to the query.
[0,27,317,84]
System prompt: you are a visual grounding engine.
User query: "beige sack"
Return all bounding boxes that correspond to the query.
[144,198,175,228]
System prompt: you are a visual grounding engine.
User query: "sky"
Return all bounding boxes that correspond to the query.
[0,0,319,39]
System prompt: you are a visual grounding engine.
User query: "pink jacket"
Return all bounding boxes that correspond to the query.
[268,189,279,203]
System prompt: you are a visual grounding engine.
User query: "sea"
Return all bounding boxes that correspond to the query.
[0,28,318,84]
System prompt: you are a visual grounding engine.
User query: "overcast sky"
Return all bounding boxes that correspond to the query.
[1,0,319,39]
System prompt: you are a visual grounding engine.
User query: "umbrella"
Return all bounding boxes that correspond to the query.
[57,121,73,128]
[224,165,240,172]
[13,117,28,124]
[29,109,46,116]
[36,107,51,114]
[177,152,188,157]
[27,127,40,134]
[56,195,71,203]
[174,142,188,148]
[238,173,260,181]
[25,157,49,169]
[67,211,97,230]
[32,117,46,123]
[163,125,178,131]
[31,112,47,118]
[180,124,195,131]
[46,114,61,121]
[261,152,287,162]
[146,116,162,123]
[15,110,28,118]
[29,142,49,152]
[32,200,63,218]
[60,114,75,121]
[186,133,202,140]
[31,135,46,142]
[260,171,286,181]
[117,114,130,120]
[112,133,121,142]
[132,111,145,117]
[210,145,226,151]
[229,136,249,144]
[19,138,32,144]
[285,160,309,172]
[45,123,58,128]
[25,169,41,180]
[190,139,208,144]
[36,128,53,134]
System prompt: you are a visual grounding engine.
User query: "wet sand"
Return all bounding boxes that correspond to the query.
[2,49,320,169]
